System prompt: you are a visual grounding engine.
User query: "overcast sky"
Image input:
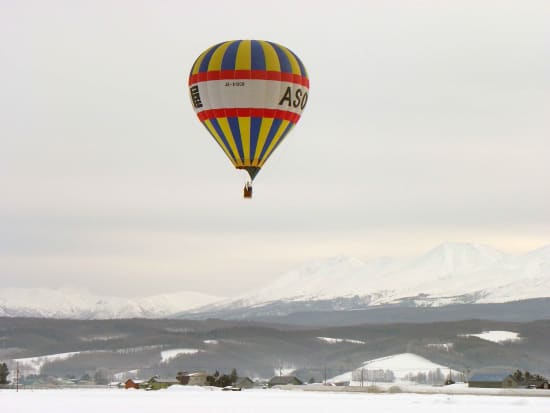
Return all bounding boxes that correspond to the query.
[1,1,549,298]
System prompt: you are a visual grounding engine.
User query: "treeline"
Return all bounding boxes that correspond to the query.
[206,368,238,387]
[0,362,9,384]
[177,368,240,387]
[403,368,449,385]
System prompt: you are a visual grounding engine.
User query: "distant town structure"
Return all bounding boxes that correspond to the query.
[468,373,521,388]
[147,376,179,390]
[124,379,145,389]
[176,371,208,386]
[268,376,303,387]
[469,369,549,389]
[235,377,255,389]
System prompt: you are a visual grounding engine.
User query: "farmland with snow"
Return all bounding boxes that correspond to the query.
[329,353,462,385]
[460,330,522,344]
[2,387,549,413]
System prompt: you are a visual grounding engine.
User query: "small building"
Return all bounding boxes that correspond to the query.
[468,373,521,388]
[235,377,255,389]
[527,378,550,389]
[176,371,208,386]
[124,379,145,389]
[268,376,303,387]
[147,376,180,390]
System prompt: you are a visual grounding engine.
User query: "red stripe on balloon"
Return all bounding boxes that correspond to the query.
[189,71,309,88]
[198,108,301,123]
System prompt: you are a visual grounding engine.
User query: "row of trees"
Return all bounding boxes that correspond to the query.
[206,368,239,387]
[0,363,9,385]
[176,368,239,388]
[403,368,447,385]
[351,369,396,383]
[512,369,546,383]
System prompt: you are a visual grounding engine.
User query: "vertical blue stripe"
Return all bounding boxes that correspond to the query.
[267,42,291,74]
[221,41,241,71]
[198,43,223,73]
[208,118,237,163]
[227,117,244,161]
[250,40,266,70]
[259,118,283,161]
[250,117,262,161]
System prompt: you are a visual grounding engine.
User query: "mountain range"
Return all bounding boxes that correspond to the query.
[0,288,222,319]
[1,242,549,320]
[185,242,550,319]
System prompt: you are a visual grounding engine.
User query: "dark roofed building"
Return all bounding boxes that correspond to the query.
[147,376,180,390]
[468,373,520,388]
[235,377,255,389]
[176,371,208,386]
[268,376,303,387]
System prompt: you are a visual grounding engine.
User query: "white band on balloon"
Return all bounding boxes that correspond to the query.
[189,79,309,116]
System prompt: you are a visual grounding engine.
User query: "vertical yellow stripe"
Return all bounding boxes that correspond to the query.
[207,41,233,71]
[280,46,301,75]
[203,120,235,165]
[252,118,274,166]
[217,117,242,166]
[258,121,292,167]
[235,40,251,70]
[259,41,281,72]
[238,117,251,164]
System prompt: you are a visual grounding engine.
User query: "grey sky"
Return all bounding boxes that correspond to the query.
[1,1,549,297]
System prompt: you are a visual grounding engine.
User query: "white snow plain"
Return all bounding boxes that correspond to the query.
[14,352,82,375]
[460,330,521,344]
[329,353,461,384]
[160,348,201,363]
[2,387,550,413]
[317,337,366,344]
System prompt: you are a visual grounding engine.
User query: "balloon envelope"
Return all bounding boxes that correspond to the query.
[188,40,309,180]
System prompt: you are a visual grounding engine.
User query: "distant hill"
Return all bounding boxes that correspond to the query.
[1,317,550,382]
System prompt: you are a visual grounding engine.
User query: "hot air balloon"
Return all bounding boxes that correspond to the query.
[188,40,309,198]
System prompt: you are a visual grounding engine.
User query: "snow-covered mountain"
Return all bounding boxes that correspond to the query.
[2,242,549,319]
[0,287,223,319]
[191,242,550,316]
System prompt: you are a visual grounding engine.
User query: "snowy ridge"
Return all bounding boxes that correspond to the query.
[2,242,549,319]
[196,242,550,314]
[0,287,224,319]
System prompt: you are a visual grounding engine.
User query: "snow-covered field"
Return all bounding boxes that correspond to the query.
[2,387,550,413]
[14,352,82,375]
[329,353,461,384]
[160,348,201,363]
[317,337,366,344]
[460,330,522,344]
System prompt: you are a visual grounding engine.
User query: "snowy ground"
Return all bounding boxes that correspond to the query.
[328,353,462,384]
[2,387,550,413]
[460,330,521,343]
[160,348,201,363]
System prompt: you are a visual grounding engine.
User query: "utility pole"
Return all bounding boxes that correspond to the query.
[16,362,19,392]
[360,368,364,388]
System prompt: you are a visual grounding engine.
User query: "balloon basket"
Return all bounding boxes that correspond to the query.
[243,183,253,199]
